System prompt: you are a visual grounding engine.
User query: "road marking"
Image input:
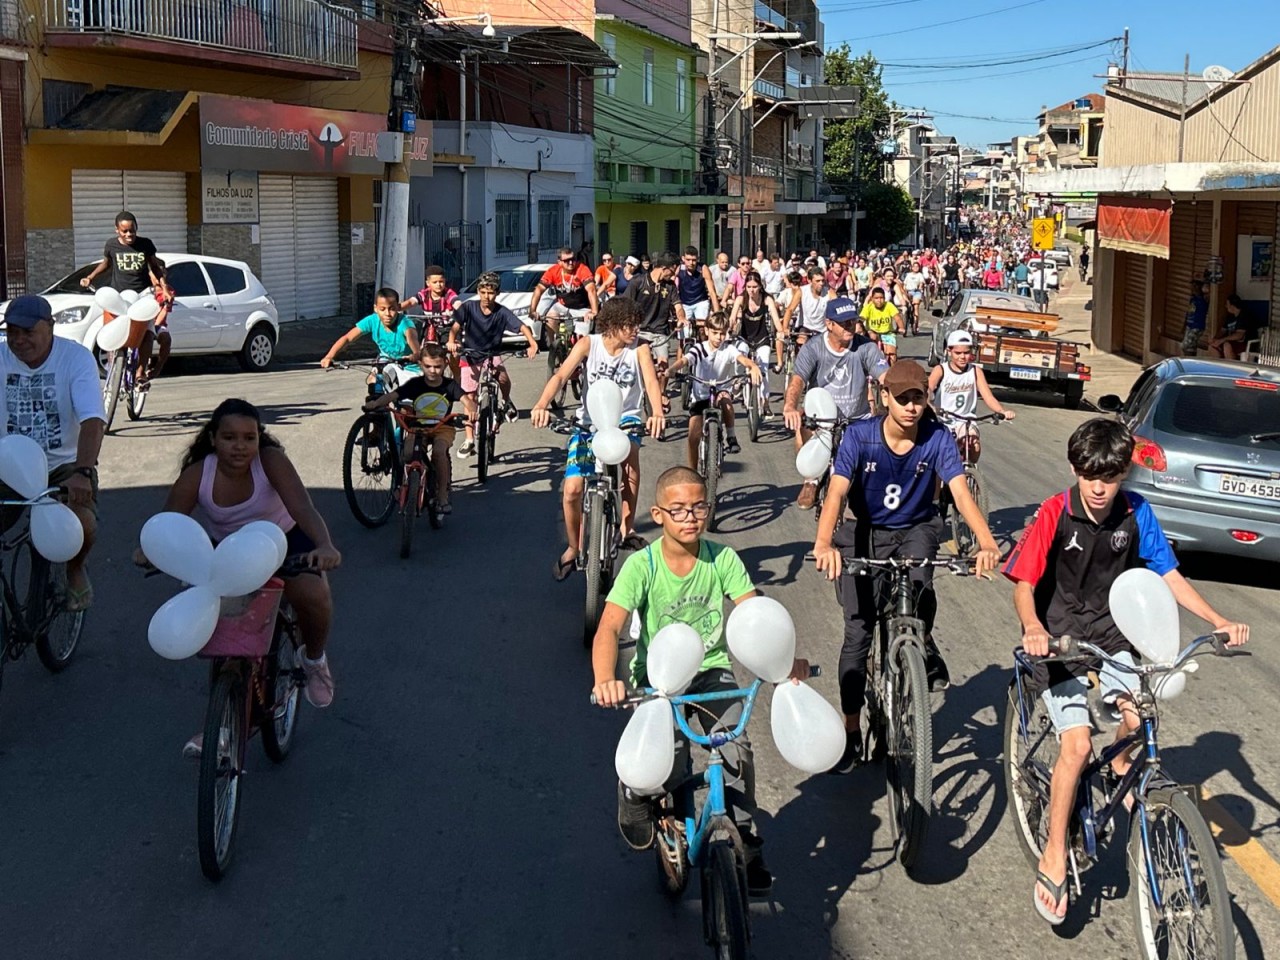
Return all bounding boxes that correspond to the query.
[1199,785,1280,910]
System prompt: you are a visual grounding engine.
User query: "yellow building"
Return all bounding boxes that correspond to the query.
[0,0,424,319]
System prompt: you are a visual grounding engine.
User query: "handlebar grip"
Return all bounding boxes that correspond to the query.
[1047,635,1075,655]
[809,665,822,678]
[1211,634,1252,657]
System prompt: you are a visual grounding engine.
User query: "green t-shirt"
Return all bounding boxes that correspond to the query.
[606,539,754,686]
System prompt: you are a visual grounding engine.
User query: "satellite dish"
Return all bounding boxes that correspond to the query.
[1202,65,1234,88]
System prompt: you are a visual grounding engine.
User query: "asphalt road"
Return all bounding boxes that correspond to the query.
[2,337,1278,960]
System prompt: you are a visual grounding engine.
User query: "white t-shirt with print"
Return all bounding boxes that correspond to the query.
[0,337,106,470]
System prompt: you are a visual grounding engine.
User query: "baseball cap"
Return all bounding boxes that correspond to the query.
[946,331,974,349]
[625,255,640,267]
[881,360,930,397]
[824,297,859,324]
[2,295,52,329]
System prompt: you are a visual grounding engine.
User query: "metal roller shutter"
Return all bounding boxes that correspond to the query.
[258,176,297,325]
[1162,203,1197,340]
[1237,201,1277,237]
[258,176,338,323]
[1121,252,1148,360]
[72,170,187,266]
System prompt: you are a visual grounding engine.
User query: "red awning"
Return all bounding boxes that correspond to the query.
[1098,197,1171,259]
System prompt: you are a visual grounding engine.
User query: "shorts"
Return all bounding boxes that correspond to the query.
[564,416,643,479]
[281,525,316,577]
[880,333,898,348]
[1041,650,1140,734]
[687,397,729,417]
[1182,326,1203,354]
[459,355,503,393]
[683,300,711,322]
[637,330,671,363]
[942,418,978,440]
[548,305,593,335]
[909,290,923,302]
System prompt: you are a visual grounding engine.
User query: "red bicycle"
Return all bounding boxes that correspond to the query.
[391,409,458,558]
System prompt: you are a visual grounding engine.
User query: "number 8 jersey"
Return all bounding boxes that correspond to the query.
[832,416,965,528]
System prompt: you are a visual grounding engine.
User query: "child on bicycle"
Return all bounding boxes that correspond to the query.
[319,287,422,389]
[362,343,462,514]
[1002,418,1248,926]
[669,311,761,466]
[531,298,665,578]
[591,465,810,896]
[926,330,1015,462]
[401,264,459,344]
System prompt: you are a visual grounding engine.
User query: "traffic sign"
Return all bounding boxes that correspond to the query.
[1032,217,1055,251]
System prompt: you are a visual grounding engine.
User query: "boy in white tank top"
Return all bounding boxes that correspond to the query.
[927,330,1014,461]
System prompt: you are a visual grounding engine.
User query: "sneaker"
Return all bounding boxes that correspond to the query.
[925,638,951,692]
[457,439,476,458]
[743,838,774,896]
[438,502,452,515]
[302,653,335,708]
[796,481,818,510]
[182,733,203,760]
[725,436,741,455]
[617,781,656,851]
[829,729,863,775]
[503,400,519,423]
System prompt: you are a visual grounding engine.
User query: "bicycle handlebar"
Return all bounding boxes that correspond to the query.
[0,485,64,508]
[944,412,1008,424]
[1017,632,1251,673]
[589,665,822,706]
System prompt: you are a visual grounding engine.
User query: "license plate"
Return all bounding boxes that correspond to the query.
[1009,367,1042,381]
[1219,474,1280,501]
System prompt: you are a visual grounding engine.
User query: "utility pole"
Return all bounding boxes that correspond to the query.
[1121,26,1130,88]
[376,8,418,296]
[1177,52,1190,162]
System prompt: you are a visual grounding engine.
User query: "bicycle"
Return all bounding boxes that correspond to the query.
[543,312,588,411]
[391,408,457,559]
[551,417,623,648]
[460,347,525,485]
[335,359,405,528]
[800,410,859,524]
[0,487,86,705]
[937,411,1005,557]
[1004,634,1248,958]
[830,554,975,870]
[593,665,822,959]
[685,374,752,532]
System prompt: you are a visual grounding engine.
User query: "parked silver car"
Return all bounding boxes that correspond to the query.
[1099,357,1280,562]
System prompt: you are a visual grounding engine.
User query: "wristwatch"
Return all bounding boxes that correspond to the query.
[73,467,94,479]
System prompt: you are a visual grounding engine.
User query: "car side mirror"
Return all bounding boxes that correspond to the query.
[931,308,943,318]
[1097,394,1123,413]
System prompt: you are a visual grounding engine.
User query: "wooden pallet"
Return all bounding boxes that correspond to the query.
[971,306,1060,333]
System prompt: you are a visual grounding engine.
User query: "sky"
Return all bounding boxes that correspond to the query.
[820,0,1280,148]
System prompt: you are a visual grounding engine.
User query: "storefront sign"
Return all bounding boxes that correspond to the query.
[202,170,260,223]
[727,175,774,214]
[200,95,432,176]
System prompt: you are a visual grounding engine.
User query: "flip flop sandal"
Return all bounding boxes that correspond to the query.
[621,534,649,551]
[1033,869,1069,926]
[552,554,577,582]
[65,575,93,613]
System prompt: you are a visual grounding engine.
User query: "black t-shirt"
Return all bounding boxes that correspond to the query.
[396,375,465,420]
[622,271,677,335]
[102,236,158,292]
[942,262,960,282]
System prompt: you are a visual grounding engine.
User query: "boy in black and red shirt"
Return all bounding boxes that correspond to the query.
[1002,418,1248,926]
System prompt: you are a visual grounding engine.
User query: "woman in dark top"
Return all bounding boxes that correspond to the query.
[728,272,783,415]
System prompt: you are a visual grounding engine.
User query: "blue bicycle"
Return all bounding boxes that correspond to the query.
[1003,634,1246,959]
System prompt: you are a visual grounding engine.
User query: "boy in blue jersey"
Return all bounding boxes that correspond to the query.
[813,360,1000,774]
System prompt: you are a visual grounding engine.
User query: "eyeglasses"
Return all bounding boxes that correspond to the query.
[559,257,575,264]
[656,502,712,522]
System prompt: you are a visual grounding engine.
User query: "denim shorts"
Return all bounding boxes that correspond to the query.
[1041,650,1140,734]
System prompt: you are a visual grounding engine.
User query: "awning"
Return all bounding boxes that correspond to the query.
[1098,197,1171,259]
[29,86,196,146]
[416,25,616,71]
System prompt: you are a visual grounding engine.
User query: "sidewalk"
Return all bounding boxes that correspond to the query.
[1050,273,1142,407]
[275,316,367,364]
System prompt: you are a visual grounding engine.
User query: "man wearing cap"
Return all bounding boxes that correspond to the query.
[783,296,889,510]
[0,295,106,610]
[812,359,1000,773]
[928,330,1015,462]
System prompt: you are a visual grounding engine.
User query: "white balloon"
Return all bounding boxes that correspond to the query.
[586,379,624,426]
[0,434,50,500]
[209,529,279,598]
[771,681,847,773]
[592,427,631,467]
[96,317,130,353]
[646,623,705,696]
[795,432,832,481]
[147,586,221,660]
[127,296,160,322]
[1152,670,1187,701]
[93,286,129,317]
[615,698,675,795]
[140,512,214,586]
[238,520,288,570]
[726,596,797,682]
[30,502,83,562]
[119,289,141,305]
[1109,568,1179,663]
[803,386,837,421]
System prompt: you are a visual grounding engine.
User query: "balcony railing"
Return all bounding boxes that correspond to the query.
[44,0,358,69]
[786,141,813,166]
[752,155,782,179]
[753,77,784,101]
[753,0,794,32]
[1,0,21,41]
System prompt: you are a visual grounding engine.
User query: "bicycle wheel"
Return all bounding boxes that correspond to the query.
[702,839,749,960]
[680,375,692,413]
[570,364,584,401]
[426,463,443,530]
[886,639,932,870]
[654,808,690,897]
[32,555,85,673]
[1002,674,1057,870]
[745,381,761,442]
[583,496,606,649]
[399,469,420,559]
[476,398,492,485]
[126,370,148,421]
[261,610,301,763]
[197,669,245,881]
[102,352,124,432]
[704,419,720,532]
[342,414,399,528]
[1130,787,1234,960]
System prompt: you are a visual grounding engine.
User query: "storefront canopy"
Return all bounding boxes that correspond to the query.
[1098,197,1171,258]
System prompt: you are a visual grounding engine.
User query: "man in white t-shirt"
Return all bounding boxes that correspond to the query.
[0,295,107,610]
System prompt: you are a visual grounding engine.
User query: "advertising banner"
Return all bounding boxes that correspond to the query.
[202,170,260,223]
[200,95,432,176]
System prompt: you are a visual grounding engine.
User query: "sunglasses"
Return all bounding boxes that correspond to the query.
[559,257,575,264]
[602,256,613,261]
[831,317,859,329]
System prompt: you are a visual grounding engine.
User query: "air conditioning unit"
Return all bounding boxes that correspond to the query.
[716,142,738,171]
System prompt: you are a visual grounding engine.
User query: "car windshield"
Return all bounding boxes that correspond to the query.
[1154,380,1280,449]
[462,270,542,294]
[44,264,99,295]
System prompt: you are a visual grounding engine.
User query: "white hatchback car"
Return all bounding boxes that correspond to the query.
[0,254,281,370]
[456,264,558,343]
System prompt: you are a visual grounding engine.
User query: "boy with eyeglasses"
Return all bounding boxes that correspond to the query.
[591,465,810,896]
[927,330,1015,463]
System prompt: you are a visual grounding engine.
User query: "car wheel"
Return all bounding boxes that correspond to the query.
[238,324,275,371]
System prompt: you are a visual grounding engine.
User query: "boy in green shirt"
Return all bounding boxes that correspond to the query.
[592,465,808,895]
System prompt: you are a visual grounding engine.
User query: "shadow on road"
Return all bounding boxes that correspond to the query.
[1163,732,1280,845]
[712,483,794,536]
[734,540,813,588]
[986,503,1038,546]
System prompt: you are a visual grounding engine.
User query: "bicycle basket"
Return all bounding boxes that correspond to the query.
[198,580,285,659]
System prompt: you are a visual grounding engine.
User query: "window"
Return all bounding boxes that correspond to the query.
[602,34,617,96]
[660,168,679,185]
[596,161,613,182]
[538,199,566,250]
[664,220,680,254]
[629,165,651,184]
[165,260,209,298]
[494,199,526,254]
[643,48,654,106]
[206,262,247,295]
[629,221,649,259]
[676,59,687,113]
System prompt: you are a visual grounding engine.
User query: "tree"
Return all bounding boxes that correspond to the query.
[822,46,894,192]
[858,181,916,248]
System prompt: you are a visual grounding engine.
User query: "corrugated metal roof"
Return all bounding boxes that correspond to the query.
[1121,75,1218,107]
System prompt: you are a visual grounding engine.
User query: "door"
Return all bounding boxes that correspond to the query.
[162,259,222,350]
[1120,252,1149,360]
[259,176,338,322]
[72,170,187,266]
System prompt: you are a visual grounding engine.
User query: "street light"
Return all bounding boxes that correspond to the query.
[425,12,496,37]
